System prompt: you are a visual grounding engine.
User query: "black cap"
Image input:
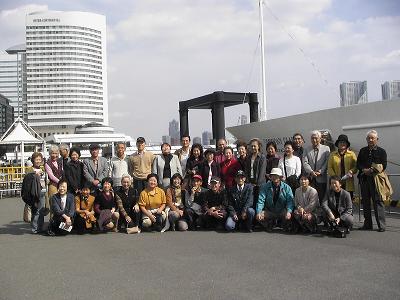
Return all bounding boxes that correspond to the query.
[136,137,146,143]
[236,170,246,177]
[89,144,100,150]
[210,176,220,183]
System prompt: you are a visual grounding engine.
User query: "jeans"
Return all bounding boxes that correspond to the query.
[225,208,255,231]
[31,190,46,233]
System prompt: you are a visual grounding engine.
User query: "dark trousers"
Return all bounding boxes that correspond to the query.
[183,208,202,230]
[360,176,386,229]
[311,181,327,205]
[118,210,141,230]
[133,179,147,194]
[49,215,73,236]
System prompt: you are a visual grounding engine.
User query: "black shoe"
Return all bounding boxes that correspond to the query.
[346,228,351,234]
[358,226,372,231]
[377,228,385,232]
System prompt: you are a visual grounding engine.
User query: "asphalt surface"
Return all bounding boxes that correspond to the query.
[0,197,399,300]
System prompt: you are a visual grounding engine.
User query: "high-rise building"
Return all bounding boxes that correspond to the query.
[240,114,248,125]
[193,136,202,145]
[0,50,27,121]
[162,135,171,145]
[201,131,212,145]
[0,94,14,136]
[382,81,400,100]
[168,119,179,145]
[340,81,368,107]
[25,11,108,137]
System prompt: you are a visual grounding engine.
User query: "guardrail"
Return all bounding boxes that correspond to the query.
[0,167,34,199]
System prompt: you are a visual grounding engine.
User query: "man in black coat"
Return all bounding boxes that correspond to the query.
[226,170,255,232]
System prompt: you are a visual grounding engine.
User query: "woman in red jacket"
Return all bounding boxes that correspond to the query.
[220,146,241,189]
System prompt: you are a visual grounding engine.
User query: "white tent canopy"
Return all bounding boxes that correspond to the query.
[0,118,45,169]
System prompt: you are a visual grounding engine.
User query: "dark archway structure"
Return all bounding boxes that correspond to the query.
[179,91,259,142]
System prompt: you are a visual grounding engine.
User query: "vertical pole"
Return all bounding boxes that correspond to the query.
[259,0,267,120]
[179,105,189,138]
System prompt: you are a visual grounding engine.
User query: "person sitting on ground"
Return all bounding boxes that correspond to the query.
[278,141,301,194]
[202,177,228,230]
[327,134,357,199]
[115,174,140,234]
[183,174,207,230]
[166,173,187,231]
[226,170,255,232]
[220,146,241,189]
[199,148,221,188]
[74,183,97,234]
[64,147,84,195]
[293,174,320,233]
[48,180,75,236]
[256,168,294,232]
[322,176,353,233]
[138,173,167,232]
[94,177,119,232]
[152,142,182,189]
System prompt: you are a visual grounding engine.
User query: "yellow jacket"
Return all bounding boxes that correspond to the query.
[372,163,393,201]
[328,150,358,191]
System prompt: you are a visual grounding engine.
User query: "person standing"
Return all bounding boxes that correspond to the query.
[220,146,241,189]
[199,149,220,188]
[174,135,191,177]
[327,134,357,198]
[278,141,301,194]
[83,144,109,193]
[303,130,331,203]
[152,142,182,189]
[45,145,63,200]
[292,133,305,159]
[357,130,387,232]
[64,147,84,195]
[236,141,248,172]
[109,142,129,189]
[214,138,227,165]
[129,137,155,194]
[59,144,70,169]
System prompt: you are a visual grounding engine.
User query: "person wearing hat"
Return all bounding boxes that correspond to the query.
[199,148,221,188]
[328,134,357,198]
[202,176,228,229]
[256,168,294,232]
[129,137,155,194]
[183,174,207,230]
[226,170,255,232]
[83,144,109,194]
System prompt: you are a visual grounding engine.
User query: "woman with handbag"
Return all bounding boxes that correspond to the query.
[138,173,167,232]
[278,141,301,195]
[94,177,119,232]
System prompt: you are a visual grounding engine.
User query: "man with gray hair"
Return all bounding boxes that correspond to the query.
[303,130,331,202]
[109,142,129,188]
[357,130,387,232]
[59,144,70,169]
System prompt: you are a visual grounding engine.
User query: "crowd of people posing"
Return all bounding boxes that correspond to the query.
[22,129,392,237]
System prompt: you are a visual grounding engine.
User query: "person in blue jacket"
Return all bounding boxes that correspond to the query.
[256,168,294,231]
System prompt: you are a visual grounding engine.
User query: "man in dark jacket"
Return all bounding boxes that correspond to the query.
[322,176,353,233]
[202,177,228,229]
[226,170,254,232]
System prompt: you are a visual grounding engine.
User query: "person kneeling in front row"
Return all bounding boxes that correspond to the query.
[225,170,255,232]
[256,168,294,232]
[322,176,353,234]
[48,180,75,236]
[139,173,167,232]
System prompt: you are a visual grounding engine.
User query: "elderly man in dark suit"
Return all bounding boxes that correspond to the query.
[225,170,255,232]
[83,144,110,193]
[303,130,331,203]
[322,176,353,233]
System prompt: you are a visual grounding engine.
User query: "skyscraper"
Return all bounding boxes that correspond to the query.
[0,50,27,121]
[168,119,179,145]
[340,81,368,107]
[25,11,108,137]
[382,81,400,100]
[201,131,212,145]
[0,94,14,136]
[240,114,248,125]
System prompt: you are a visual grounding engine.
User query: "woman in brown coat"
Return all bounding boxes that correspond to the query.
[74,183,97,233]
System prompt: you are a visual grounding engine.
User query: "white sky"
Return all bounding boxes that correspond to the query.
[0,0,399,143]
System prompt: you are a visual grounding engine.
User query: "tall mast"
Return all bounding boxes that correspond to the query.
[259,0,267,120]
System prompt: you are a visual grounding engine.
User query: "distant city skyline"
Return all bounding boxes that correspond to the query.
[0,1,399,142]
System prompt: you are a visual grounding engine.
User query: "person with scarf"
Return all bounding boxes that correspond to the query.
[152,142,182,189]
[45,145,64,201]
[94,177,119,232]
[74,183,97,234]
[64,147,84,195]
[220,146,241,189]
[166,173,187,231]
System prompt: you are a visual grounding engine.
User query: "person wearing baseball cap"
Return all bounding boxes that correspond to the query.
[256,167,294,232]
[202,176,228,229]
[182,174,207,230]
[225,170,255,232]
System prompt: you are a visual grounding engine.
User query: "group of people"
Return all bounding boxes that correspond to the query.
[22,129,392,237]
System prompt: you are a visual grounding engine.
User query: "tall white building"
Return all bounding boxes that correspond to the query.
[339,81,368,107]
[382,80,400,100]
[0,48,27,121]
[25,11,108,137]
